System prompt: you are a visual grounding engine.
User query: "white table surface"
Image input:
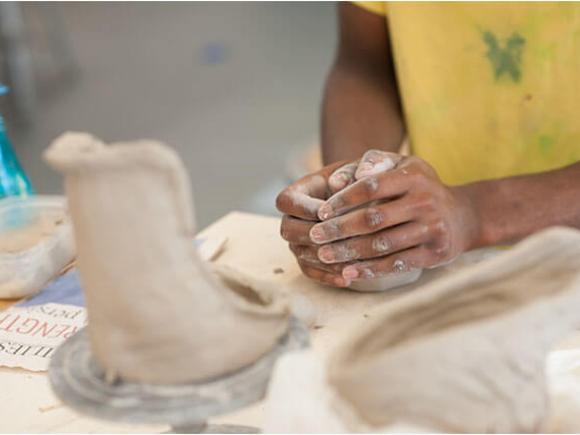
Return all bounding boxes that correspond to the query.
[1,211,579,433]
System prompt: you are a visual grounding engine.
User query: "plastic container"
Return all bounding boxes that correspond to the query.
[0,195,75,298]
[0,84,34,199]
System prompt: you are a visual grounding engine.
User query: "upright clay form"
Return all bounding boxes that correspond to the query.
[328,227,580,432]
[44,132,289,385]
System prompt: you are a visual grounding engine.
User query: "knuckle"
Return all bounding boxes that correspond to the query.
[359,265,377,279]
[405,162,435,185]
[299,248,318,263]
[364,207,384,228]
[429,219,450,239]
[432,241,451,260]
[392,258,408,273]
[336,241,361,262]
[419,222,430,235]
[414,192,437,213]
[411,169,429,186]
[363,175,380,196]
[372,233,392,253]
[322,219,343,240]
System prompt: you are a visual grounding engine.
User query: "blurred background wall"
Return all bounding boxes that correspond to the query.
[1,2,336,228]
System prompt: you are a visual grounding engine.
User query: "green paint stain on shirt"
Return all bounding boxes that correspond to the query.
[538,135,554,154]
[483,31,526,82]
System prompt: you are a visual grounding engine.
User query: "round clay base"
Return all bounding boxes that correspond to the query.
[49,317,309,429]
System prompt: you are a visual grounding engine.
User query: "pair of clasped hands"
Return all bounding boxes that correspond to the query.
[276,150,478,288]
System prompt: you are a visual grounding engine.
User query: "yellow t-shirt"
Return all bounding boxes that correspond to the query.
[355,2,580,185]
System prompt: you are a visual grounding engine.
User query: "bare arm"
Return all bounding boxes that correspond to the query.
[458,161,580,248]
[321,3,404,164]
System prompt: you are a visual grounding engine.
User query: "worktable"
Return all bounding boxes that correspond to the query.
[1,211,579,433]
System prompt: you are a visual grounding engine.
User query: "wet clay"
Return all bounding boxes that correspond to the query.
[328,227,580,432]
[44,132,290,385]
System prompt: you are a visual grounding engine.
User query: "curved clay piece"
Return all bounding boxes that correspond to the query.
[44,132,289,385]
[328,227,580,432]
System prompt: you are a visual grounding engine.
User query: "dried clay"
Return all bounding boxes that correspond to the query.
[328,227,580,432]
[44,132,289,385]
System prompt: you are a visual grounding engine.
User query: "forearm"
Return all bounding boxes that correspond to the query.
[456,162,580,248]
[320,2,405,165]
[321,62,405,164]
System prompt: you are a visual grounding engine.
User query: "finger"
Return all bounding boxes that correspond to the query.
[276,161,349,220]
[298,262,350,288]
[310,197,417,244]
[281,215,317,244]
[341,246,432,281]
[355,149,403,179]
[318,166,412,220]
[317,221,430,264]
[290,244,322,265]
[290,244,346,273]
[328,161,358,194]
[276,190,324,221]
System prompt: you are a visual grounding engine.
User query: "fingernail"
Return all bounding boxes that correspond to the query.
[372,236,390,253]
[343,266,359,280]
[318,204,333,220]
[318,246,335,263]
[310,226,326,243]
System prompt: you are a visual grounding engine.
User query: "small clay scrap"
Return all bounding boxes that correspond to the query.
[44,132,290,385]
[328,227,580,433]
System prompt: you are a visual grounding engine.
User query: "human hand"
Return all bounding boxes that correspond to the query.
[311,150,479,283]
[276,159,363,287]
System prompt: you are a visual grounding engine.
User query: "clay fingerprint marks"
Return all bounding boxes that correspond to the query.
[328,227,580,432]
[44,132,290,385]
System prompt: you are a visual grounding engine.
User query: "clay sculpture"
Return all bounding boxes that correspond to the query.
[328,226,580,432]
[44,132,289,385]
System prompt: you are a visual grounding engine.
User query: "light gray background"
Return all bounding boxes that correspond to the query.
[8,2,336,228]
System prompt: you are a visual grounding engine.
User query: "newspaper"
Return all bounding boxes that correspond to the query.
[0,271,86,371]
[0,303,86,371]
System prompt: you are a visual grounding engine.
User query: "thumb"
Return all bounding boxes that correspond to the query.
[355,149,403,179]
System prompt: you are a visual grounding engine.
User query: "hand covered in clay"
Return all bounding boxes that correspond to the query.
[312,150,479,284]
[276,160,362,287]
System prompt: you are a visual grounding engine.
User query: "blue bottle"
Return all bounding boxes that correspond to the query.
[0,84,34,199]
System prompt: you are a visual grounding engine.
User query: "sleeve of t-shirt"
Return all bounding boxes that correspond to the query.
[352,2,387,16]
